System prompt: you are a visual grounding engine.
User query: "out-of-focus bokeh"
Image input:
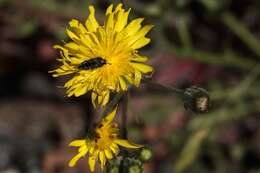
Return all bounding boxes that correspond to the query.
[0,0,260,173]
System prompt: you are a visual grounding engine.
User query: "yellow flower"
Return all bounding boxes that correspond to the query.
[68,108,142,172]
[50,3,153,107]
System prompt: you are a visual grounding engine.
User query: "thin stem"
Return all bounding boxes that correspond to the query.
[81,99,94,137]
[142,78,185,97]
[121,92,128,139]
[176,17,192,50]
[222,12,260,58]
[120,0,128,9]
[102,93,124,118]
[118,92,129,173]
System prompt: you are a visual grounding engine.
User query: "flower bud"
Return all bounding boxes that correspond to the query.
[139,148,153,162]
[183,86,211,113]
[107,166,119,173]
[121,158,143,173]
[128,165,142,173]
[126,158,143,173]
[107,159,120,173]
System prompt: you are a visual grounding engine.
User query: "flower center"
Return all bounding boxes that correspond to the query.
[95,123,119,149]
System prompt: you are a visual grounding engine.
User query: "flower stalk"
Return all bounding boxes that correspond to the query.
[142,78,184,97]
[119,92,129,173]
[121,93,129,139]
[102,93,124,118]
[143,78,211,113]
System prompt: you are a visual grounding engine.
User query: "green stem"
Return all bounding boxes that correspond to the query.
[121,93,128,139]
[142,78,184,97]
[222,12,260,58]
[119,92,129,173]
[176,17,192,50]
[102,93,124,118]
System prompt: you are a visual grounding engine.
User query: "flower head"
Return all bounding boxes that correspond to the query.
[50,3,153,107]
[183,86,211,113]
[68,108,142,172]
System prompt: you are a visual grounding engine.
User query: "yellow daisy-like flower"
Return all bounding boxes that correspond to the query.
[50,3,153,107]
[68,108,142,172]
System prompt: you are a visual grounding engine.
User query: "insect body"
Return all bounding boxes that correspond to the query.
[78,57,107,70]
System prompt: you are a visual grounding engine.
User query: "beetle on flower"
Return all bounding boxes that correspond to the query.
[50,3,154,107]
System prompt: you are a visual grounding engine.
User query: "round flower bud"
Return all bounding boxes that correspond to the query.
[139,148,153,162]
[122,158,143,173]
[129,165,142,173]
[107,166,119,173]
[183,86,211,114]
[107,160,120,173]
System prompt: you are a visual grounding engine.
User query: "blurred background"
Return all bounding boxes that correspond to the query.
[0,0,260,173]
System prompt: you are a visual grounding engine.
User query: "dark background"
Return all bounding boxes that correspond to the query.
[0,0,260,173]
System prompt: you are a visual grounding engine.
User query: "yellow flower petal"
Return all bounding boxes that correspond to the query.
[114,139,143,148]
[88,155,97,172]
[106,4,113,15]
[79,145,88,153]
[104,149,113,159]
[128,25,153,46]
[69,19,87,35]
[131,55,148,62]
[124,74,134,84]
[115,3,123,12]
[119,76,127,90]
[105,10,115,30]
[85,5,99,32]
[134,69,142,86]
[69,19,81,29]
[115,8,130,32]
[131,37,151,49]
[104,107,117,123]
[91,92,98,108]
[64,42,79,51]
[66,28,79,41]
[69,154,81,167]
[99,151,106,170]
[69,140,86,147]
[101,91,110,107]
[74,85,88,97]
[110,143,120,155]
[69,149,88,167]
[97,94,103,105]
[124,18,144,36]
[131,62,153,73]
